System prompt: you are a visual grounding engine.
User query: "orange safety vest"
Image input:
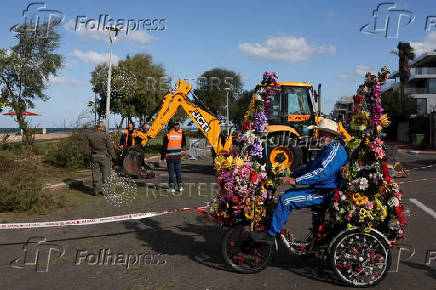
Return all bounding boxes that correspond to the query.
[166,131,182,159]
[122,129,136,146]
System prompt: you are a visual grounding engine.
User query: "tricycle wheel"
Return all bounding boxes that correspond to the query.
[222,225,274,274]
[329,229,392,287]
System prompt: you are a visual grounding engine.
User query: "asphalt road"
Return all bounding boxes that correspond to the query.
[0,153,435,290]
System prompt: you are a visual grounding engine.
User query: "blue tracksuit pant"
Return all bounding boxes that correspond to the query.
[268,187,330,237]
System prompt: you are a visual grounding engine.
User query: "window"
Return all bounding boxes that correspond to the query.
[416,98,427,115]
[428,79,436,94]
[270,92,281,119]
[283,86,312,115]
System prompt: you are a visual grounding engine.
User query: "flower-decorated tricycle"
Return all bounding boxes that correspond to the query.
[209,69,406,287]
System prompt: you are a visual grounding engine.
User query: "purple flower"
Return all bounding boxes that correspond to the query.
[254,111,267,132]
[251,137,263,158]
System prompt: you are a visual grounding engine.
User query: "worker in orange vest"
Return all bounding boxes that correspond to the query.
[161,123,183,193]
[119,122,137,156]
[174,122,186,149]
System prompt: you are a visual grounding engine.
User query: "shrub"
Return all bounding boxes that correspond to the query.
[44,129,89,168]
[0,153,46,212]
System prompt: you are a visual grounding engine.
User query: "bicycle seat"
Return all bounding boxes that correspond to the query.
[310,204,328,211]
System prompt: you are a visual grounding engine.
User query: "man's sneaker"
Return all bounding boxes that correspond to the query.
[178,186,184,192]
[168,188,175,193]
[249,231,275,245]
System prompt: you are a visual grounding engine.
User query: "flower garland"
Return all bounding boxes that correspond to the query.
[209,72,283,230]
[331,66,407,240]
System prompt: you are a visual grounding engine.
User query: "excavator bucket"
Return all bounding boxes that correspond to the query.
[122,150,143,176]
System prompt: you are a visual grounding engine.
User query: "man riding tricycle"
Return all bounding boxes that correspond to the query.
[210,69,404,287]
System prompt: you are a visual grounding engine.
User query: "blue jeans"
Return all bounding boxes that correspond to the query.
[268,187,330,237]
[167,159,182,189]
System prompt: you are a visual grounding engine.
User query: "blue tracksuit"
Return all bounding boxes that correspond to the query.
[268,141,348,236]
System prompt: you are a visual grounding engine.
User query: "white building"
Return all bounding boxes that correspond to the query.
[331,96,354,121]
[383,51,436,115]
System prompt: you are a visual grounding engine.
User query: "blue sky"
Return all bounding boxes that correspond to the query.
[1,0,436,128]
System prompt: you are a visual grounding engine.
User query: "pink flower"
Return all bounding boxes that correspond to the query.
[243,161,252,169]
[365,201,373,210]
[241,168,251,179]
[374,138,383,146]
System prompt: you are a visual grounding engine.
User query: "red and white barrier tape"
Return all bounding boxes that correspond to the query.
[398,177,436,185]
[0,206,207,230]
[406,163,436,171]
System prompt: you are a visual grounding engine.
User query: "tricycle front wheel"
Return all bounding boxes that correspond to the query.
[222,225,275,274]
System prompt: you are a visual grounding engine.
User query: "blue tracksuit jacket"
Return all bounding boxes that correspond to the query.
[268,141,348,236]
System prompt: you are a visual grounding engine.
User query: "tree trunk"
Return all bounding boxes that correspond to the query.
[15,112,33,151]
[117,116,125,131]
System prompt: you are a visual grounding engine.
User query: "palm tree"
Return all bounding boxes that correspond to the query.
[394,42,416,98]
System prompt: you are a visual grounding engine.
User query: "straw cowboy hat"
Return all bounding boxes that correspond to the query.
[308,118,341,136]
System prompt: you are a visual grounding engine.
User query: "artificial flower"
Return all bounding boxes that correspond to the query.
[380,114,390,127]
[350,111,369,131]
[233,156,244,168]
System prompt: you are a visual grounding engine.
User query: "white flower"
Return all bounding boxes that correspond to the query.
[358,178,369,190]
[243,130,256,143]
[387,196,399,207]
[388,219,400,230]
[254,93,263,101]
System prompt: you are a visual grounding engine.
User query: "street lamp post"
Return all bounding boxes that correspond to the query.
[225,88,231,136]
[105,26,119,132]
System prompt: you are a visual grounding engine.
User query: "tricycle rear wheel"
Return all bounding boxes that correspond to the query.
[329,229,392,287]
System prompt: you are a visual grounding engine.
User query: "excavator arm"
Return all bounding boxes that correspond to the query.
[133,79,232,154]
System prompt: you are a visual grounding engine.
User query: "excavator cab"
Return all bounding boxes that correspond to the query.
[265,82,321,171]
[268,82,318,134]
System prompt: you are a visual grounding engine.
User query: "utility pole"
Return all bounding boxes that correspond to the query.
[104,26,119,132]
[94,92,97,127]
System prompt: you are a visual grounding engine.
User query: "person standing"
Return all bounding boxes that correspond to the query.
[139,122,148,134]
[119,122,137,156]
[174,122,186,149]
[84,122,117,196]
[161,124,183,193]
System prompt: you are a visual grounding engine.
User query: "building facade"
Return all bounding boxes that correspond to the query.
[383,51,436,115]
[331,96,353,122]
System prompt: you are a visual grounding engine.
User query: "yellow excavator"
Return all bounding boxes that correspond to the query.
[134,79,233,153]
[121,79,233,175]
[123,79,350,175]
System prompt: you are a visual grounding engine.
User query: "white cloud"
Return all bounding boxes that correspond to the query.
[239,36,336,63]
[63,60,77,68]
[336,65,381,82]
[335,74,354,81]
[64,19,154,47]
[410,32,436,57]
[48,75,83,86]
[121,30,154,46]
[354,65,379,76]
[69,49,120,64]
